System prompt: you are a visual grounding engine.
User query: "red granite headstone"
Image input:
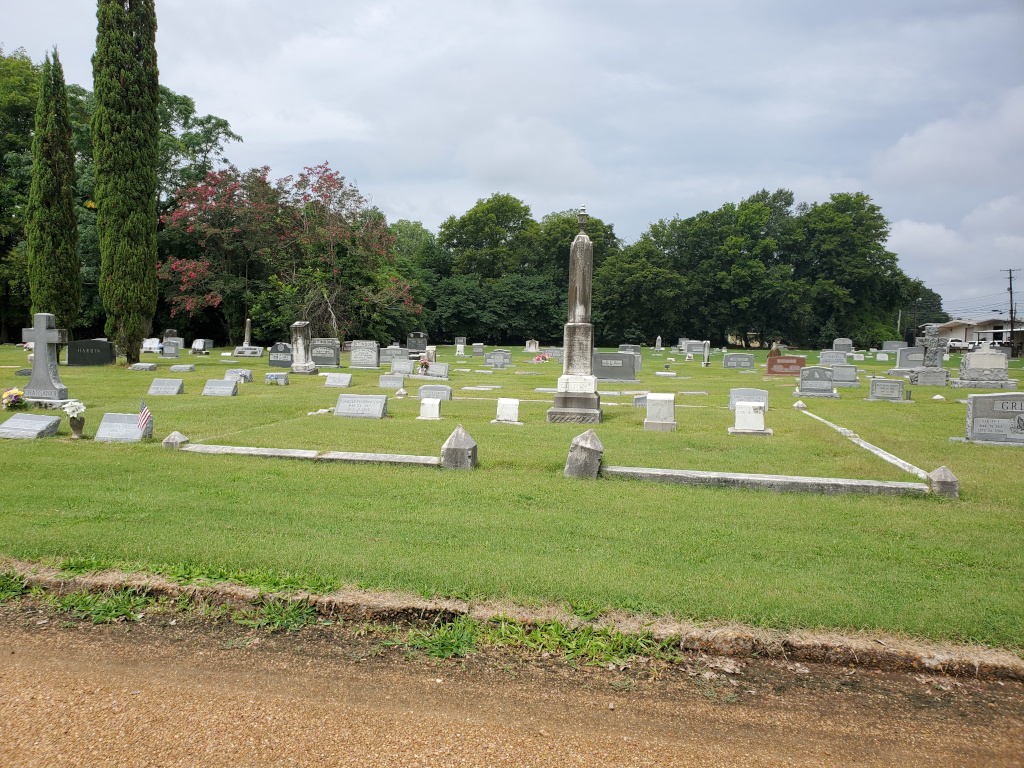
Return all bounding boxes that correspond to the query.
[765,355,806,376]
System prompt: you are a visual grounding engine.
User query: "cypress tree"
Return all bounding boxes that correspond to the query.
[26,49,81,334]
[92,0,159,364]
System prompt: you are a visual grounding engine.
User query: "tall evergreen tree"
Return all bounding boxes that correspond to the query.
[92,0,160,363]
[26,49,80,333]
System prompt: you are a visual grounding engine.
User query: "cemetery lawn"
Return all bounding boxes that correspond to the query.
[1,346,1022,651]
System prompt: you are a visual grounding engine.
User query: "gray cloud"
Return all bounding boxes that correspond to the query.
[4,0,1023,308]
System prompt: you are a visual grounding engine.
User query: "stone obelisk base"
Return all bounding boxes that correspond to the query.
[547,390,603,423]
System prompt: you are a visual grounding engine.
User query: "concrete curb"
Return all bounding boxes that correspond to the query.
[601,466,931,496]
[178,443,440,467]
[5,561,1021,681]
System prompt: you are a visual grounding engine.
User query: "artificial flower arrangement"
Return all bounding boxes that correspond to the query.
[418,358,430,374]
[533,353,550,362]
[2,387,25,410]
[62,400,86,419]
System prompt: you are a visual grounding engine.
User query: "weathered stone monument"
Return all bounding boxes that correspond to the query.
[654,335,663,352]
[311,338,341,367]
[492,398,522,425]
[21,313,69,404]
[324,373,352,388]
[952,343,1017,389]
[793,366,839,398]
[289,321,318,375]
[547,207,602,423]
[962,393,1024,444]
[268,342,292,368]
[819,349,847,366]
[334,394,388,419]
[833,338,854,353]
[643,393,676,432]
[233,320,263,356]
[95,412,153,442]
[408,332,428,352]
[865,377,907,402]
[729,401,772,436]
[765,355,805,377]
[418,398,442,421]
[722,353,755,369]
[0,413,61,439]
[729,388,769,411]
[830,363,861,388]
[148,378,184,396]
[593,352,638,381]
[349,340,380,369]
[524,339,540,354]
[67,340,115,366]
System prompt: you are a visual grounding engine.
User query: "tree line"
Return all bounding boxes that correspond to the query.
[1,6,944,356]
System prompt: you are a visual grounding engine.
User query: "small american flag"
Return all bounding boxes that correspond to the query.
[138,399,152,433]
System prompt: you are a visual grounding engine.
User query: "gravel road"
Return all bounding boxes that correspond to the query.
[1,604,1021,767]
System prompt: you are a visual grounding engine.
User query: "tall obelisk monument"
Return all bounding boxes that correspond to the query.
[547,206,602,423]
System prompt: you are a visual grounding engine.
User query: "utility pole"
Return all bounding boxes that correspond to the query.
[1002,268,1018,357]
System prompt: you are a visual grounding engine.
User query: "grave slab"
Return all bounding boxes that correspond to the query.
[0,413,61,439]
[334,394,387,419]
[95,412,153,442]
[148,378,184,396]
[202,380,238,397]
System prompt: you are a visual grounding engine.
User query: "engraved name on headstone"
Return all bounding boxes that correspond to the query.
[965,393,1024,444]
[20,313,68,401]
[202,379,238,397]
[311,338,341,367]
[334,394,387,419]
[95,412,153,442]
[349,340,380,369]
[147,378,184,396]
[866,378,905,401]
[729,388,769,411]
[722,353,755,369]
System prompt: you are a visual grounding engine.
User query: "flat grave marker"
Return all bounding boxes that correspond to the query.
[148,378,184,396]
[324,373,353,388]
[202,379,238,397]
[334,393,387,419]
[95,413,153,442]
[0,413,61,439]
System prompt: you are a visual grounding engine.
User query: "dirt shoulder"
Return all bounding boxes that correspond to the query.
[1,601,1023,768]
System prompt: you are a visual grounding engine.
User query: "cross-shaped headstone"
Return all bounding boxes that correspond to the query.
[915,327,944,368]
[21,313,68,400]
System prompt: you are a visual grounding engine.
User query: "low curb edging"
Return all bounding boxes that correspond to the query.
[6,561,1022,682]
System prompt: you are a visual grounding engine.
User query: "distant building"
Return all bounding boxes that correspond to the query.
[935,317,1021,353]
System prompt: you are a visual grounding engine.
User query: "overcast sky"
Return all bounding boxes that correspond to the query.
[4,0,1022,316]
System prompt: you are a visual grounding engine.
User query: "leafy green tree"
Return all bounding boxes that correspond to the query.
[898,283,949,333]
[156,86,240,211]
[26,49,80,332]
[593,239,686,345]
[793,192,910,347]
[0,46,40,340]
[92,0,161,364]
[438,193,540,279]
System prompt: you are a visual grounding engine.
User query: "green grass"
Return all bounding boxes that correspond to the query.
[1,344,1023,649]
[46,588,155,624]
